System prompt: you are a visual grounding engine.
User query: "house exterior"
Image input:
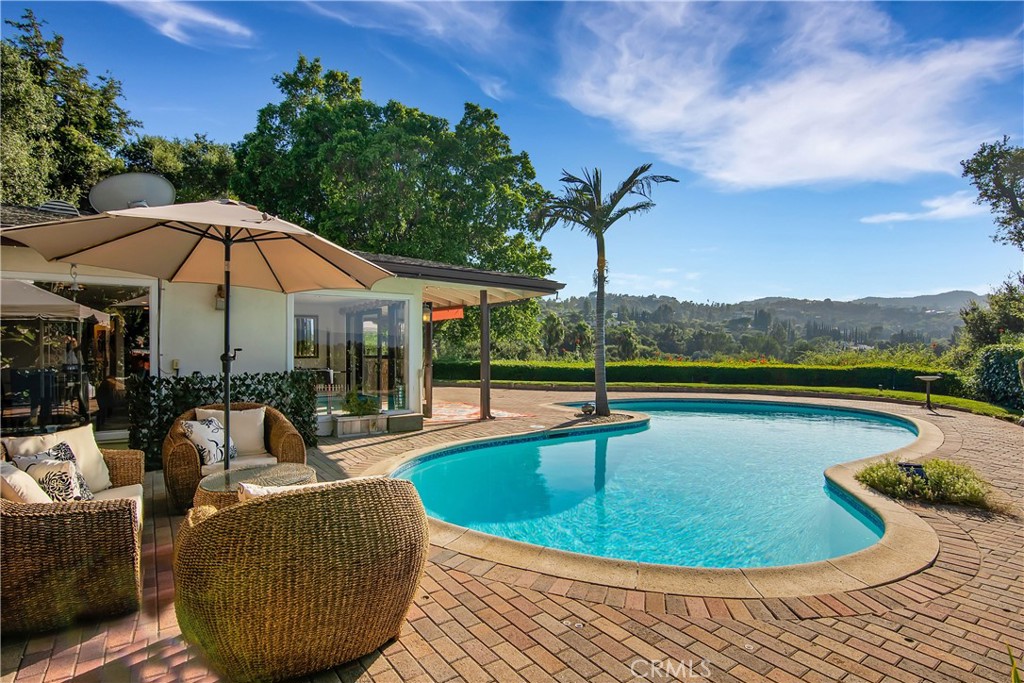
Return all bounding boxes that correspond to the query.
[0,205,563,440]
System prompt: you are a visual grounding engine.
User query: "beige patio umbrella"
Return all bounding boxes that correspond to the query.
[2,199,393,469]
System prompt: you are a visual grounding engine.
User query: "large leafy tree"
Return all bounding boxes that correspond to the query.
[233,56,552,352]
[1,10,137,208]
[961,136,1024,251]
[537,164,677,416]
[119,134,236,202]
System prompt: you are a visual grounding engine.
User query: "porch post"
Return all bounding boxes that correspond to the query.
[423,303,433,418]
[480,289,492,420]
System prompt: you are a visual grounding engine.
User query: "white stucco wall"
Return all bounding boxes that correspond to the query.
[159,282,288,376]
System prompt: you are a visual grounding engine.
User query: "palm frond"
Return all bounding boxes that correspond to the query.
[608,201,655,225]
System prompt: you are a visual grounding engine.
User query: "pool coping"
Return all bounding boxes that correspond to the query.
[363,397,944,599]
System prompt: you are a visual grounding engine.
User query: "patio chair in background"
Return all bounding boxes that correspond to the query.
[162,402,305,512]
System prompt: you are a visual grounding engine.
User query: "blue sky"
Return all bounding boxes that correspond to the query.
[7,1,1023,303]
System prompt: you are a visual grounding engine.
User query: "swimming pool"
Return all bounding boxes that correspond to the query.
[394,400,919,568]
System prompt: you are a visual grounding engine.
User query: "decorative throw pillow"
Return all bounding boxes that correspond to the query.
[24,460,82,502]
[38,442,94,500]
[182,418,238,466]
[2,424,111,492]
[0,461,52,504]
[195,407,266,456]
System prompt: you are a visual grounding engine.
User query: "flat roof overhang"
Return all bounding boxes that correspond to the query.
[357,252,564,306]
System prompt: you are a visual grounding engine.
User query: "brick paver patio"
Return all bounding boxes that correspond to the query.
[2,387,1021,683]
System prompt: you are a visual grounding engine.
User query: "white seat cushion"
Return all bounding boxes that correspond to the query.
[200,454,277,477]
[196,407,266,457]
[2,425,112,493]
[92,484,144,528]
[237,480,331,502]
[0,460,52,504]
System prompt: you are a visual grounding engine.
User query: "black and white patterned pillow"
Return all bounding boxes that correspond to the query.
[24,460,82,502]
[39,442,94,500]
[182,418,238,466]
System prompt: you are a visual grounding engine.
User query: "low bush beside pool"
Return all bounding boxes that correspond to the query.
[856,459,993,509]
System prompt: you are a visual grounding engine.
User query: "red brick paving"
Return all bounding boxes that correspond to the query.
[1,388,1021,682]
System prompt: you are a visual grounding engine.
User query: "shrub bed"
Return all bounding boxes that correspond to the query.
[436,360,965,394]
[125,370,316,470]
[855,459,992,509]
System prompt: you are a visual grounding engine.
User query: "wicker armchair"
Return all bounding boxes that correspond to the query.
[0,444,145,634]
[174,477,429,683]
[162,402,305,512]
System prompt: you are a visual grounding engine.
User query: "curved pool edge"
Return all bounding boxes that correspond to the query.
[363,398,944,599]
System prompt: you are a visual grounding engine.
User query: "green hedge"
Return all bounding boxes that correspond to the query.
[973,344,1024,409]
[125,370,317,470]
[435,360,965,394]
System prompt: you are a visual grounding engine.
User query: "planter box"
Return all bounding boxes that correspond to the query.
[316,414,335,437]
[387,411,423,433]
[334,414,387,438]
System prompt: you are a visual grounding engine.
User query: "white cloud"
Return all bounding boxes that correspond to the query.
[110,1,253,47]
[555,3,1020,189]
[860,191,987,223]
[304,1,511,57]
[458,66,509,101]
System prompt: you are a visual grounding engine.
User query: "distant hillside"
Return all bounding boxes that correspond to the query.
[851,291,987,311]
[542,290,986,342]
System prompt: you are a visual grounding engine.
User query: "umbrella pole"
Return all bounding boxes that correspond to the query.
[222,238,233,472]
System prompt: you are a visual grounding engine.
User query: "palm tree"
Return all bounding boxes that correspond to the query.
[537,164,677,416]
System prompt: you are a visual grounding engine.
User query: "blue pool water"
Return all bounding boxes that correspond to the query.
[395,401,918,568]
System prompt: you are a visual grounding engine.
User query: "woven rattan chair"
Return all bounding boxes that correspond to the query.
[162,402,306,512]
[0,443,144,634]
[174,477,429,683]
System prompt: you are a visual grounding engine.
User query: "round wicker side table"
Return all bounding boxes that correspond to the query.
[193,462,317,510]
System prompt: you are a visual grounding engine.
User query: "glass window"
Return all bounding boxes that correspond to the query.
[2,281,150,436]
[294,315,318,358]
[293,294,408,414]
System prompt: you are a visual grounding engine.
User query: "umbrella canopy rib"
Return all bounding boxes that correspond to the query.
[166,223,217,284]
[249,231,286,293]
[45,223,168,261]
[291,237,377,289]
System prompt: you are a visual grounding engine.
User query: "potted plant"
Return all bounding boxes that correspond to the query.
[334,391,385,437]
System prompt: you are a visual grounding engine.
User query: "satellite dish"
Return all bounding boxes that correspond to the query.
[89,173,176,213]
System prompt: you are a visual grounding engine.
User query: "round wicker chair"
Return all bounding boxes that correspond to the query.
[162,402,306,513]
[173,477,429,683]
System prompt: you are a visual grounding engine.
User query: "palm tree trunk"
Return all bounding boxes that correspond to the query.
[594,234,610,416]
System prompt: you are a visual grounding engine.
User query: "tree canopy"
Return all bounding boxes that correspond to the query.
[233,56,553,351]
[961,135,1024,251]
[1,10,137,208]
[119,134,235,202]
